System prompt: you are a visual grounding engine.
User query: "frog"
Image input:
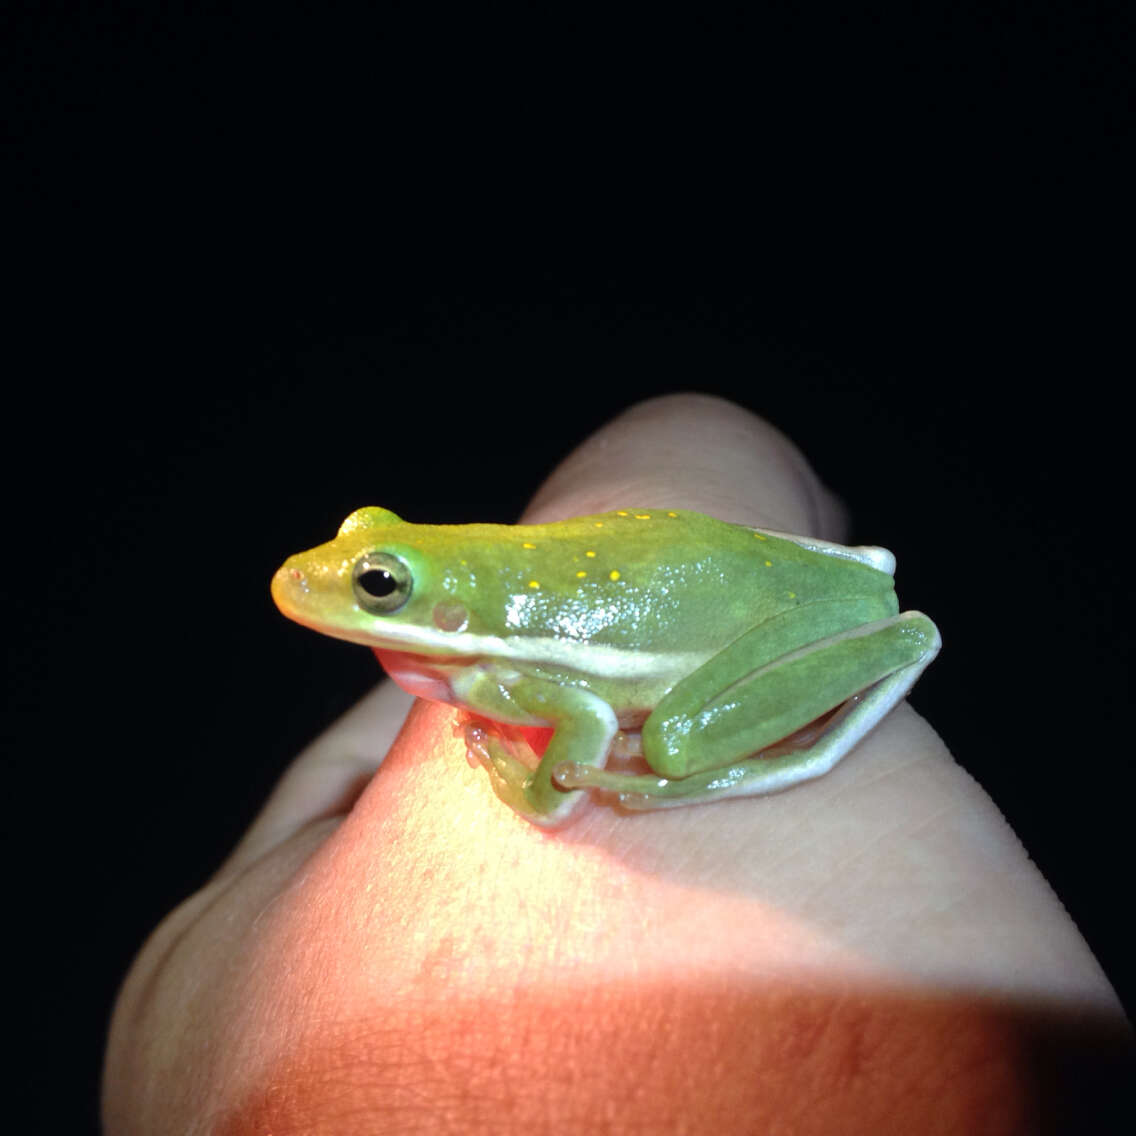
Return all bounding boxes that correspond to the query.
[272,506,940,827]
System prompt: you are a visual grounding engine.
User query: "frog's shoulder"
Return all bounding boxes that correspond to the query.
[754,529,896,576]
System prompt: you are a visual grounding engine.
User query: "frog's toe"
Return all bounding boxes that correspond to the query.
[463,722,535,784]
[616,791,657,810]
[463,723,492,770]
[553,761,671,796]
[551,760,595,789]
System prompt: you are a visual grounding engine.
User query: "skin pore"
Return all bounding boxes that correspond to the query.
[103,395,1133,1134]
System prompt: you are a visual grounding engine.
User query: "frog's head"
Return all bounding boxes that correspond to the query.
[272,506,492,655]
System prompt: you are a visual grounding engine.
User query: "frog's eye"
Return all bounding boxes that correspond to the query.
[352,552,412,614]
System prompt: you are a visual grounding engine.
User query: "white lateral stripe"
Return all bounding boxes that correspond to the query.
[317,618,705,679]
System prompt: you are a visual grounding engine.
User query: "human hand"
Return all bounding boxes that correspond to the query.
[103,394,1132,1134]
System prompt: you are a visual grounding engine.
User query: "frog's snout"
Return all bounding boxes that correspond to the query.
[271,562,310,615]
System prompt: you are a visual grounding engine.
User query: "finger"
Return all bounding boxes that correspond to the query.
[524,392,847,540]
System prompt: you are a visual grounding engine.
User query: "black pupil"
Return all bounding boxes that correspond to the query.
[358,568,397,597]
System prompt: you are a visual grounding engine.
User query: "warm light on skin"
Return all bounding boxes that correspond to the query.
[247,707,880,1013]
[115,699,1114,1134]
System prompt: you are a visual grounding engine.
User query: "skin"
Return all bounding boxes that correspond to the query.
[103,395,1134,1134]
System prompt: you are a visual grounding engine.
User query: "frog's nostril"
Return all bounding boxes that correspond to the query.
[271,563,308,609]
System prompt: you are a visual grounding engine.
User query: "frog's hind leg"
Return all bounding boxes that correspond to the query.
[554,611,940,811]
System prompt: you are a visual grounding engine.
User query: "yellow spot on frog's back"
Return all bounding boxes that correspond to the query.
[585,550,596,558]
[788,591,797,599]
[576,570,587,578]
[528,580,541,589]
[764,560,772,567]
[594,522,604,528]
[616,511,629,516]
[753,532,767,540]
[609,569,621,581]
[635,513,651,519]
[522,542,536,549]
[667,511,678,517]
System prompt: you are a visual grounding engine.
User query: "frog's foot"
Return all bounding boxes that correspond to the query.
[464,723,587,828]
[552,761,689,805]
[552,756,783,810]
[464,722,530,774]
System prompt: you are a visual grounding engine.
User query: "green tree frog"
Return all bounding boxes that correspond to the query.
[272,507,940,827]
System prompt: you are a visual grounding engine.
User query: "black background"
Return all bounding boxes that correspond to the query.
[7,5,1132,1131]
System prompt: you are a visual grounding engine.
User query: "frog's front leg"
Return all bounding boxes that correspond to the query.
[461,673,618,826]
[555,611,941,810]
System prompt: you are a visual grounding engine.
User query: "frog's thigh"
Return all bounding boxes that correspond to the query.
[555,611,940,807]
